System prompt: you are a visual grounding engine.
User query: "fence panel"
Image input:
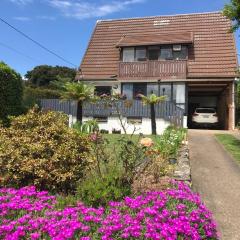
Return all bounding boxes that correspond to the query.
[40,99,184,127]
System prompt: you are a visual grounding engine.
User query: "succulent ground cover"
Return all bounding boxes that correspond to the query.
[0,181,218,240]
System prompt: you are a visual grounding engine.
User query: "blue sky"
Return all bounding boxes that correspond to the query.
[0,0,238,76]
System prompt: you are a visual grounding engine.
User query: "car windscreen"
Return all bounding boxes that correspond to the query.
[195,109,216,113]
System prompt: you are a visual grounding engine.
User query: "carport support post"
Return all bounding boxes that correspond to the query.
[228,82,235,130]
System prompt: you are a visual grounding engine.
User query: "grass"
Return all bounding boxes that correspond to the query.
[103,134,157,153]
[215,134,240,164]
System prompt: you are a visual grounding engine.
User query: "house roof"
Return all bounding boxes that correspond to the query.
[116,32,193,47]
[78,12,238,81]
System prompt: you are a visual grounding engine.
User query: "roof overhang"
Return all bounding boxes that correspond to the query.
[116,32,193,47]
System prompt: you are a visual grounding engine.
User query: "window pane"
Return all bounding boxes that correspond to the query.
[123,47,134,62]
[160,46,173,60]
[160,84,171,101]
[147,83,158,96]
[173,83,185,103]
[148,46,160,60]
[133,83,147,98]
[135,47,146,61]
[95,86,111,96]
[122,83,133,99]
[173,46,188,60]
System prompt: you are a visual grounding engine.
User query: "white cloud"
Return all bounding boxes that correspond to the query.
[48,0,145,19]
[9,0,33,5]
[37,15,56,20]
[13,16,31,21]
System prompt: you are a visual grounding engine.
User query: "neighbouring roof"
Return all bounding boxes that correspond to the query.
[78,12,238,80]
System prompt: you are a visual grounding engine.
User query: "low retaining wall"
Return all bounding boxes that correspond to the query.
[173,144,191,185]
[80,116,170,135]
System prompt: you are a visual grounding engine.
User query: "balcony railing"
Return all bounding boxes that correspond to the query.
[119,60,187,79]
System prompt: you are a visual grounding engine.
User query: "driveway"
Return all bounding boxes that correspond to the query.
[188,129,240,240]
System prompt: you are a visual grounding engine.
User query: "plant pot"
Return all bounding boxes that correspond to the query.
[112,130,121,134]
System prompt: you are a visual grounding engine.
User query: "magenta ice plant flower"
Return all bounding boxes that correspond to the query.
[0,182,219,239]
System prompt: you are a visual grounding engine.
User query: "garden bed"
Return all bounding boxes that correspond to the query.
[0,109,217,239]
[0,181,218,240]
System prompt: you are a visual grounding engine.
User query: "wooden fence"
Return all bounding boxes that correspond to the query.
[40,99,184,127]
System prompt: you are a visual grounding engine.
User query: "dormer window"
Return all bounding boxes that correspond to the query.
[148,46,160,60]
[122,47,135,62]
[122,44,188,62]
[135,47,147,61]
[173,46,188,60]
[160,46,173,60]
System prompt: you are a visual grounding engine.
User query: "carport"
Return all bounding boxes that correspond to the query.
[187,81,235,130]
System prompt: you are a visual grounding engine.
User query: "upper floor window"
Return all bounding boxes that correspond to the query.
[122,44,188,62]
[173,45,188,60]
[160,46,173,60]
[122,47,135,62]
[148,46,160,60]
[135,47,147,61]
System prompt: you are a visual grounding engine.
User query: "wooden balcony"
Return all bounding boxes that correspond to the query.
[119,60,187,79]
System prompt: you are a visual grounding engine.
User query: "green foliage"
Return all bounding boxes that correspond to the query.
[76,132,145,207]
[223,0,240,32]
[60,82,96,122]
[0,62,23,125]
[25,65,76,87]
[73,120,99,134]
[76,169,131,207]
[117,136,146,181]
[0,108,92,193]
[22,86,61,110]
[138,93,166,105]
[154,126,187,159]
[60,82,95,102]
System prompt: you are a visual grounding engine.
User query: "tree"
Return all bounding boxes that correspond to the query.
[25,65,76,87]
[138,94,165,135]
[223,0,240,32]
[0,62,23,124]
[61,82,95,123]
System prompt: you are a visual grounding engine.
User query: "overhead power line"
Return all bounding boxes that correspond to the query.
[0,41,40,63]
[0,17,77,68]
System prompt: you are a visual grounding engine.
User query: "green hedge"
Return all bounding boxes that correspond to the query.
[0,62,23,124]
[23,86,61,110]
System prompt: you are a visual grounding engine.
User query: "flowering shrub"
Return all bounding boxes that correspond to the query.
[155,127,187,159]
[0,108,92,193]
[0,182,218,240]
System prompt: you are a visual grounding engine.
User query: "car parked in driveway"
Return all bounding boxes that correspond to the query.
[192,108,218,127]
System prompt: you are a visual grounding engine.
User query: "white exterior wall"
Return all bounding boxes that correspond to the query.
[81,116,170,135]
[74,81,187,134]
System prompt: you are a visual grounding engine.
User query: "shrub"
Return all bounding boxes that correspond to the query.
[155,126,187,159]
[76,169,131,207]
[118,136,146,181]
[22,86,61,110]
[0,62,23,124]
[0,108,92,193]
[0,182,219,239]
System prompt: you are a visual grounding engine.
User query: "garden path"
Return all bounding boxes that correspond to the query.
[188,129,240,240]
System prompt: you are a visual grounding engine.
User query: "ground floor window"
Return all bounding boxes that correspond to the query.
[94,86,111,96]
[122,82,186,108]
[133,83,147,99]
